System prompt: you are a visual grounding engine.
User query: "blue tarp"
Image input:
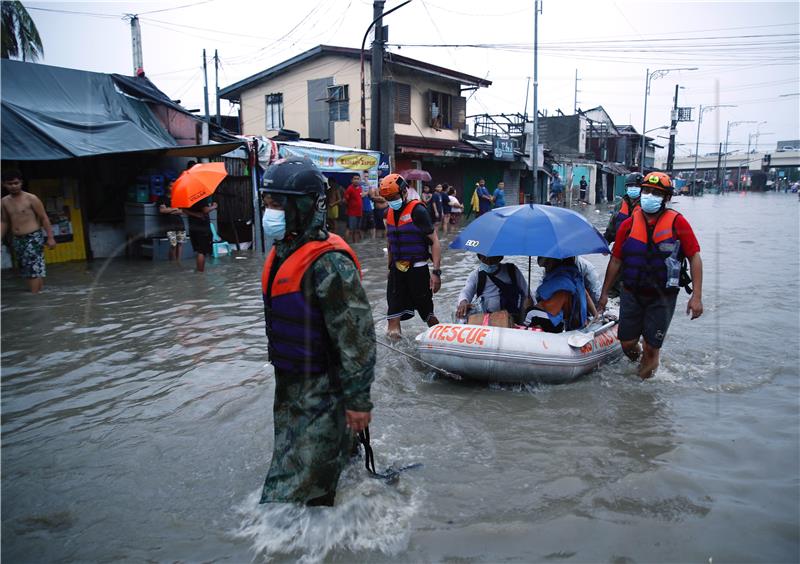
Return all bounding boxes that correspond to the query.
[1,60,178,161]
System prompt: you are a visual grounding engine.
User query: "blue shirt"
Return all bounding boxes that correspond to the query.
[493,188,506,208]
[477,185,492,213]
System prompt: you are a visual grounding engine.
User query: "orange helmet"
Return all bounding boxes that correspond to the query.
[641,171,673,195]
[379,173,408,198]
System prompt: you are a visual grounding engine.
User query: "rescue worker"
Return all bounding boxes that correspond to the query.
[598,172,704,380]
[456,255,532,323]
[381,173,442,337]
[604,172,643,244]
[524,257,597,332]
[260,157,376,507]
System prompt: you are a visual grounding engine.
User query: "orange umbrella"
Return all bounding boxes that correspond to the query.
[170,162,228,208]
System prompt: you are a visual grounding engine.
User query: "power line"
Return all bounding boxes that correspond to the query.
[138,0,218,15]
[27,6,120,19]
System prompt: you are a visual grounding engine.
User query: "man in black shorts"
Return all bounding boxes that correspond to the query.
[182,196,217,272]
[380,173,441,337]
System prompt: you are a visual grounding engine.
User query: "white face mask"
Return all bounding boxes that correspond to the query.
[626,187,641,199]
[388,199,403,211]
[262,208,286,240]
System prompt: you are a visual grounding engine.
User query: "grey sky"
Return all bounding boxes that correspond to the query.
[25,0,800,161]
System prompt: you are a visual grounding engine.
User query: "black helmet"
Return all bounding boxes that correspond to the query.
[262,157,327,196]
[625,172,644,187]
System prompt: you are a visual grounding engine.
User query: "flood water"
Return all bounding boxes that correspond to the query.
[2,193,799,563]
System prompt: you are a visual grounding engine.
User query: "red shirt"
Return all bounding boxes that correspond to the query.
[612,210,700,259]
[344,184,363,217]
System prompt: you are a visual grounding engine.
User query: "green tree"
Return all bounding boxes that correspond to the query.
[1,1,43,61]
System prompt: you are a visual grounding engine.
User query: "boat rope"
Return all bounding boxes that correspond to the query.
[375,338,461,379]
[357,426,422,483]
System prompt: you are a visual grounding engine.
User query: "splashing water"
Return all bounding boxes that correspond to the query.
[233,467,422,563]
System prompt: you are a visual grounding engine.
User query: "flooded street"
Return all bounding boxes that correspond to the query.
[2,193,798,563]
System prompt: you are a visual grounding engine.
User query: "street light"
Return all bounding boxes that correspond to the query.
[640,67,698,173]
[645,125,670,134]
[721,119,757,188]
[691,104,736,195]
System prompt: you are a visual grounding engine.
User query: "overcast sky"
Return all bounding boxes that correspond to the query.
[24,0,800,160]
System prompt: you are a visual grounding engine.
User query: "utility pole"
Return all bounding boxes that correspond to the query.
[202,49,210,122]
[666,84,679,174]
[715,142,723,189]
[214,49,221,126]
[573,69,580,114]
[369,1,385,152]
[530,0,541,202]
[201,49,210,143]
[129,15,143,75]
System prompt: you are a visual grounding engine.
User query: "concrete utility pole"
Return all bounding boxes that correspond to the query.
[129,15,143,75]
[369,1,385,152]
[202,49,210,122]
[530,0,541,202]
[573,69,580,114]
[666,84,679,174]
[214,49,221,126]
[715,142,723,188]
[201,49,210,144]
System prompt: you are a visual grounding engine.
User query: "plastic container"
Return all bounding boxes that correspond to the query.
[664,240,681,289]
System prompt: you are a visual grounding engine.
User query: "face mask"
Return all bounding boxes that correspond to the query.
[388,199,403,211]
[479,263,500,274]
[640,193,663,214]
[262,208,286,240]
[626,187,641,199]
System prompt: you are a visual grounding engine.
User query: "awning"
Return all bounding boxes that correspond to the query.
[601,162,631,175]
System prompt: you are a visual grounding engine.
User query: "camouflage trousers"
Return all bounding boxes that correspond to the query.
[260,371,357,506]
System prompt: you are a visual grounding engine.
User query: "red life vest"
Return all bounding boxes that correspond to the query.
[621,208,682,292]
[261,234,361,374]
[386,200,430,263]
[613,196,638,235]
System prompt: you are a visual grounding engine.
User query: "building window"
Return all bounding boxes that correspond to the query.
[395,82,411,124]
[265,93,283,130]
[429,91,452,130]
[327,85,349,122]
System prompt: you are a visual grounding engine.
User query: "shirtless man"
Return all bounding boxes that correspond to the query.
[1,170,56,293]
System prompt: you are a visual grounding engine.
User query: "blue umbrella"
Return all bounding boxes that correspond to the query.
[449,204,609,258]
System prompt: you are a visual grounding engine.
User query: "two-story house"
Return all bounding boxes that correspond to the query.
[219,45,497,198]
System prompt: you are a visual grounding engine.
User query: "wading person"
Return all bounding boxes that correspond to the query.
[597,172,703,380]
[158,182,186,261]
[182,196,216,272]
[604,172,643,244]
[260,157,375,507]
[1,169,56,293]
[381,173,442,338]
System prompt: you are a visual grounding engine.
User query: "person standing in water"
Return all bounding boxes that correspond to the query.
[260,157,375,507]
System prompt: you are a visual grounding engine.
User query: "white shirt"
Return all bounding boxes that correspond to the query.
[406,187,420,201]
[458,263,531,313]
[575,256,601,304]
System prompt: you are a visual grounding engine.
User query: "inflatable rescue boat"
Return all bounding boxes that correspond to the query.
[415,315,622,384]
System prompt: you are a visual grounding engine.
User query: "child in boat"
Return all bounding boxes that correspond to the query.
[456,255,532,323]
[524,257,597,332]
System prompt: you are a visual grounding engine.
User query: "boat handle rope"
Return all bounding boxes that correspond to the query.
[357,426,422,482]
[375,338,462,379]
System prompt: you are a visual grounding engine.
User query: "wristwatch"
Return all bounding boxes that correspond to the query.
[432,268,442,277]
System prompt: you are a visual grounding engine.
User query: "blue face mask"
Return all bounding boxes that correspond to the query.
[262,208,286,240]
[640,193,663,214]
[626,187,641,199]
[479,263,500,274]
[388,199,403,211]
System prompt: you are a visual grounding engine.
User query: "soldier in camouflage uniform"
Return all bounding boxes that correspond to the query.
[260,157,375,507]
